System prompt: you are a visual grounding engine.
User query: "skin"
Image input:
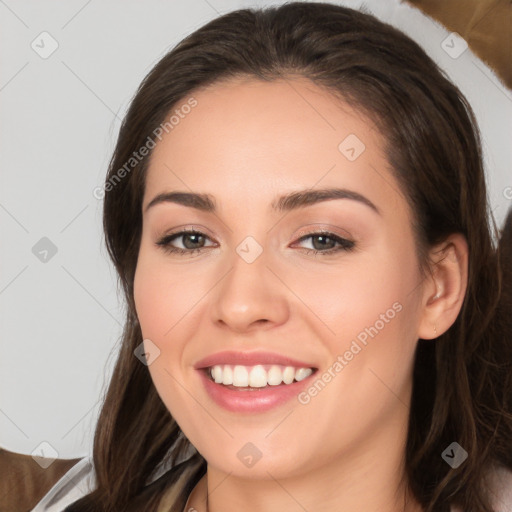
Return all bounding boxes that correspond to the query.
[133,76,468,512]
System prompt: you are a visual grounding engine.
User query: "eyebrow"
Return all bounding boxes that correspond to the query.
[144,188,381,215]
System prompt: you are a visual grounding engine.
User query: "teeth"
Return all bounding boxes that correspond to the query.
[233,365,249,386]
[208,364,314,388]
[267,365,283,386]
[294,367,313,381]
[282,366,295,384]
[212,365,223,384]
[222,365,233,385]
[249,365,267,388]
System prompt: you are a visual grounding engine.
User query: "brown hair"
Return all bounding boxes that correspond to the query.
[65,3,512,511]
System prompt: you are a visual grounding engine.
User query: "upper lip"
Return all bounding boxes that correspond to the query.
[194,350,317,370]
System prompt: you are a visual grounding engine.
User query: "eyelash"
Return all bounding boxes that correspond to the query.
[155,229,356,257]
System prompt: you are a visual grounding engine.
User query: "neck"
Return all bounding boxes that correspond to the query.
[190,406,423,512]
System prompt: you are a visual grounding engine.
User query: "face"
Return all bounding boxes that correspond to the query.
[134,77,427,480]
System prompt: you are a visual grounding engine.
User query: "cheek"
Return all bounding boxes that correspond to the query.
[293,248,416,342]
[295,248,422,411]
[133,251,214,391]
[133,257,194,417]
[294,263,419,443]
[133,250,202,342]
[133,262,169,339]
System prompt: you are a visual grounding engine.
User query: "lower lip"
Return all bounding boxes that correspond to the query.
[197,369,315,413]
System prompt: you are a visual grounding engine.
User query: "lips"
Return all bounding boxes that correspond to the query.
[194,350,318,412]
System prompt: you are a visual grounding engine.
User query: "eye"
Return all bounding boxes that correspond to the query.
[155,229,356,256]
[293,231,355,256]
[156,230,215,256]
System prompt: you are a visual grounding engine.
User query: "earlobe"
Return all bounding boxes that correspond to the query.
[417,233,469,340]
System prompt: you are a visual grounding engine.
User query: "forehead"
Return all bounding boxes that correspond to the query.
[143,76,406,219]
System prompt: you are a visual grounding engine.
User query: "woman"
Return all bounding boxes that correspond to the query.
[33,2,512,511]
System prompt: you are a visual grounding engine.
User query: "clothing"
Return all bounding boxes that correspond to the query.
[30,455,512,512]
[29,456,94,512]
[28,446,198,512]
[29,454,202,512]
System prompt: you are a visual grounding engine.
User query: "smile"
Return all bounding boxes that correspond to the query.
[207,364,314,388]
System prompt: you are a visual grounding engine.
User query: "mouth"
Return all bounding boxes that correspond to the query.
[203,364,318,390]
[194,350,319,411]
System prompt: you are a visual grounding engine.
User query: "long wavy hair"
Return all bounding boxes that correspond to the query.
[66,3,512,511]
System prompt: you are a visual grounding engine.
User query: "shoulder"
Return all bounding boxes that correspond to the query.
[30,456,94,512]
[30,452,205,512]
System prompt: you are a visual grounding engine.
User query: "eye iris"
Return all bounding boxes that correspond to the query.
[312,235,335,250]
[183,233,204,249]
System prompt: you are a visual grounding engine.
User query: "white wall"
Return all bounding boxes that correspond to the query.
[1,0,511,460]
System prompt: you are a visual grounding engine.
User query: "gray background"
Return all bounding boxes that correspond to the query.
[1,0,511,460]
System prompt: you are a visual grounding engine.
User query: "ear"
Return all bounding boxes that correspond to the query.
[417,233,469,340]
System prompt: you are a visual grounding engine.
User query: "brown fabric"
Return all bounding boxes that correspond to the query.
[0,448,82,512]
[406,0,512,90]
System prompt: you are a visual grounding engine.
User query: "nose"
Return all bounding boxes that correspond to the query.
[210,248,290,333]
